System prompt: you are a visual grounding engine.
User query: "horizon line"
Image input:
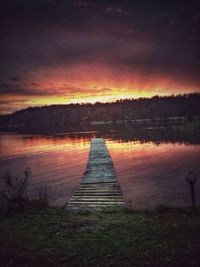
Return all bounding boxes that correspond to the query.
[1,92,199,116]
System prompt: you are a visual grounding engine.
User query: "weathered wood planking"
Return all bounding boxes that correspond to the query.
[82,138,117,184]
[67,138,124,209]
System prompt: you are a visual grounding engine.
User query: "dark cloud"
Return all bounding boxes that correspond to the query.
[0,82,52,96]
[105,6,129,15]
[1,2,200,69]
[0,86,47,96]
[0,80,114,98]
[0,0,200,113]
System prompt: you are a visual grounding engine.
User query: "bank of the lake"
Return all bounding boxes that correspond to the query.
[0,207,200,267]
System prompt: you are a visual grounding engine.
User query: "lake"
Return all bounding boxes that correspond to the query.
[0,127,200,209]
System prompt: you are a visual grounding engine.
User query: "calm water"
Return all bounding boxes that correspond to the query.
[0,129,200,208]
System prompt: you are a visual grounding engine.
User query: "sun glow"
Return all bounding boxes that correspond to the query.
[1,68,199,114]
[23,89,161,107]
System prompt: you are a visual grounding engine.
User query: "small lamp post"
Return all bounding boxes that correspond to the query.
[186,171,198,212]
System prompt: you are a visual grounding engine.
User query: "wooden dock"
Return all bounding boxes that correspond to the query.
[67,138,124,209]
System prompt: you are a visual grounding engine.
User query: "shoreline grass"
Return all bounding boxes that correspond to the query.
[0,206,200,267]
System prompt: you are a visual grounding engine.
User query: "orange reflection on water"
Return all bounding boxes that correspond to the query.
[0,133,200,208]
[0,133,95,160]
[106,139,200,175]
[0,133,94,206]
[106,139,200,208]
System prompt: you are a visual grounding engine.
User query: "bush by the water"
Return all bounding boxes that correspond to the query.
[0,168,49,213]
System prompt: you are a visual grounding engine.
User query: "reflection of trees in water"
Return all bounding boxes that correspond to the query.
[21,133,93,146]
[18,124,200,146]
[106,126,200,145]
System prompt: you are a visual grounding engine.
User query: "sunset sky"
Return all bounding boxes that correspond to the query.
[1,0,200,114]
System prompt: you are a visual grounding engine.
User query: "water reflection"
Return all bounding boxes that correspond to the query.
[0,128,200,208]
[107,140,200,208]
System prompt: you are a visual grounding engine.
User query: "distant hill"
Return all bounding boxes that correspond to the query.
[0,94,200,133]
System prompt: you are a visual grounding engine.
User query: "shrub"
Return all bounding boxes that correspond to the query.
[30,184,52,209]
[0,168,31,213]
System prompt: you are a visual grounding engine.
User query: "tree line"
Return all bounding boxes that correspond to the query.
[0,93,199,133]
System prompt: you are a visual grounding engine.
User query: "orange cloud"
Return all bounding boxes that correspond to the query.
[1,63,199,115]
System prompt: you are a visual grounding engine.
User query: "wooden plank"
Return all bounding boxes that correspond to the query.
[66,138,124,209]
[81,138,117,184]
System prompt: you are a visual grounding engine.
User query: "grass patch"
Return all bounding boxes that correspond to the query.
[0,207,200,266]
